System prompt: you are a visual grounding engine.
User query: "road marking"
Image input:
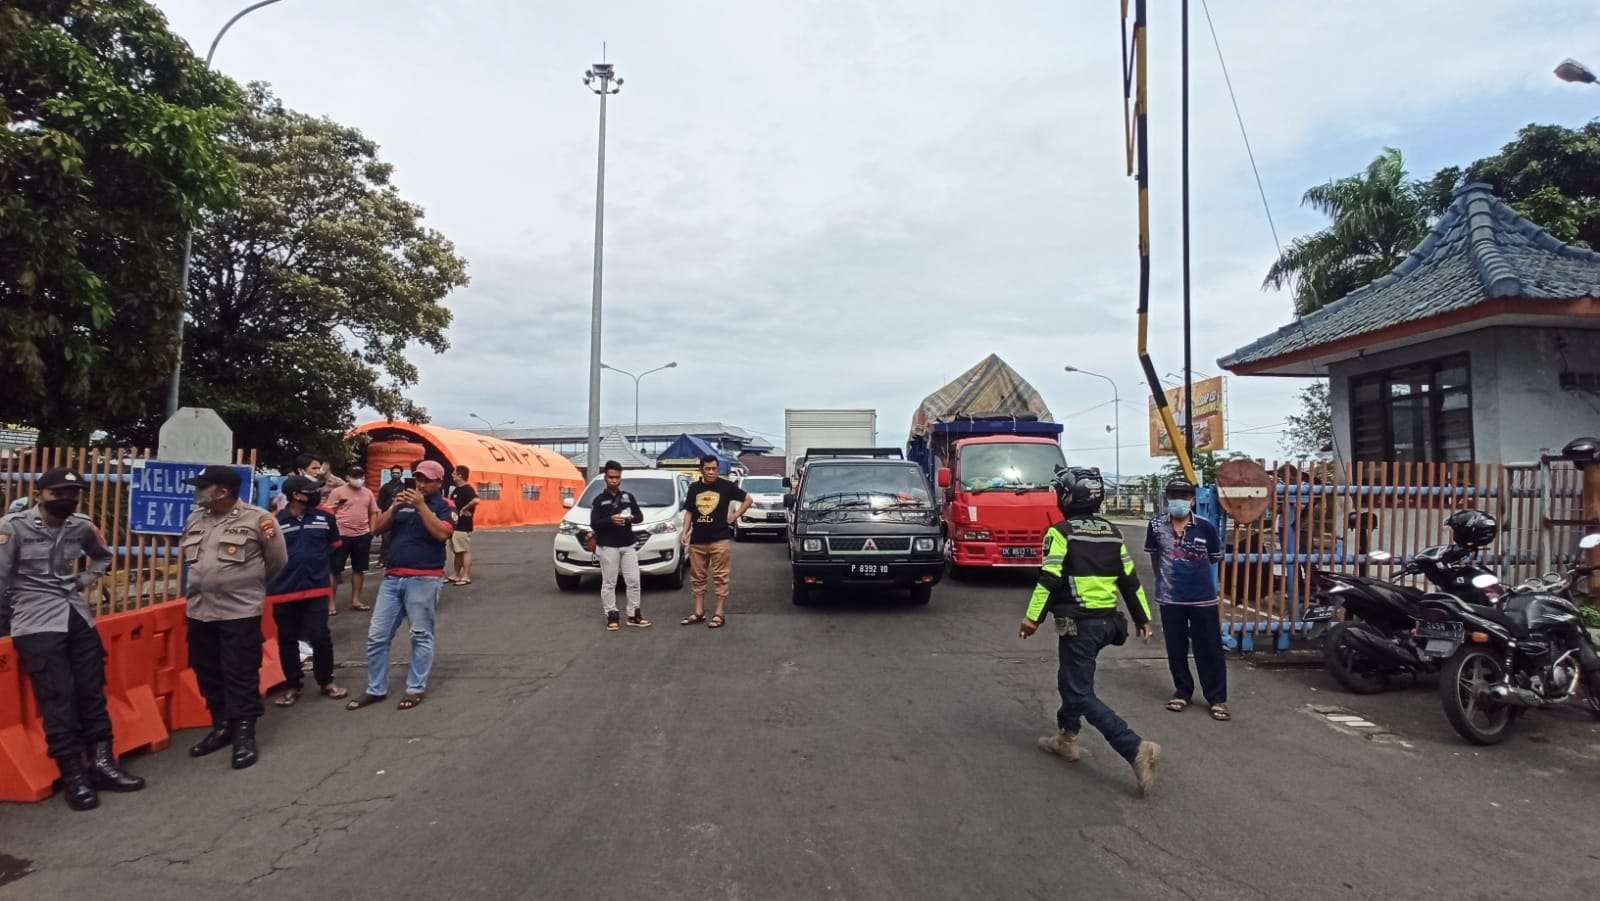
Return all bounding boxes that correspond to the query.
[1306,704,1414,750]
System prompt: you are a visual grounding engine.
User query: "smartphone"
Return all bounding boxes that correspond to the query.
[402,477,416,490]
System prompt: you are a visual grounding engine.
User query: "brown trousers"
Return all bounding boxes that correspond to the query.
[688,540,733,608]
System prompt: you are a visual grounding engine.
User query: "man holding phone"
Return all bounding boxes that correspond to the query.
[589,461,649,631]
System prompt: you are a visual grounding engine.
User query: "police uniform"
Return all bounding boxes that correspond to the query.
[0,466,144,810]
[181,466,286,768]
[1024,466,1162,793]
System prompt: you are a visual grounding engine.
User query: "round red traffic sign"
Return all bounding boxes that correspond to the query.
[1215,458,1272,523]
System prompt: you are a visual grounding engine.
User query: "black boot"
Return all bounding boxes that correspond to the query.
[230,717,258,770]
[87,740,146,792]
[55,755,99,811]
[189,720,232,758]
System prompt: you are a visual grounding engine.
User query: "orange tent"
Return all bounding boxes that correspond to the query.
[347,421,584,528]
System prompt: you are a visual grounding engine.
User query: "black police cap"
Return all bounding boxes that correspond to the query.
[36,467,86,491]
[184,465,243,491]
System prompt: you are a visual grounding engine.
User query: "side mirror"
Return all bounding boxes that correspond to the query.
[1367,550,1393,564]
[562,497,575,509]
[937,467,952,489]
[783,493,795,509]
[1582,533,1600,550]
[782,477,792,489]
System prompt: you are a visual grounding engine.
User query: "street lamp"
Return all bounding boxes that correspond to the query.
[1065,365,1121,499]
[1556,58,1597,84]
[583,59,624,476]
[166,0,289,418]
[468,414,514,436]
[602,361,677,447]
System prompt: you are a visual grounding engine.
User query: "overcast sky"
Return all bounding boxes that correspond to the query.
[157,0,1600,476]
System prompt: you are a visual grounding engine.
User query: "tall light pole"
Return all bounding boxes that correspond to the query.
[468,413,514,436]
[1555,58,1597,84]
[166,0,288,418]
[602,361,677,447]
[583,59,623,474]
[1065,365,1121,496]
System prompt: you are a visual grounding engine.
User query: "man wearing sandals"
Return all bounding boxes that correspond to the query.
[591,461,650,632]
[348,459,455,712]
[1019,465,1163,796]
[679,455,750,630]
[1145,478,1229,722]
[327,465,380,613]
[266,476,349,709]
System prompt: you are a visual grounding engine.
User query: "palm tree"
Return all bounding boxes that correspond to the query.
[1264,148,1432,315]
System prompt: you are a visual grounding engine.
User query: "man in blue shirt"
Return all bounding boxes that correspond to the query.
[1145,478,1229,721]
[346,460,455,712]
[267,475,348,707]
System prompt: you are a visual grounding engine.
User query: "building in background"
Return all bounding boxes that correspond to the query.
[483,422,774,460]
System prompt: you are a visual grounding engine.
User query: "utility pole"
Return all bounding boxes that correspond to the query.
[584,57,623,475]
[166,0,288,418]
[1181,0,1195,457]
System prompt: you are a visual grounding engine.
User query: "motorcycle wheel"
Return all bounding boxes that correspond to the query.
[1585,672,1600,721]
[1439,648,1514,745]
[1322,621,1389,695]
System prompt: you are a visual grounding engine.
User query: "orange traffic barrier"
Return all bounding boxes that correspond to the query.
[258,596,287,695]
[0,637,59,802]
[147,600,212,731]
[96,608,172,757]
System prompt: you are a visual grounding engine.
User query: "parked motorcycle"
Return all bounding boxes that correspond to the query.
[1308,510,1503,694]
[1417,533,1600,745]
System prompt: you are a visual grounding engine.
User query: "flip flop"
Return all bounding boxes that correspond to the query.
[1165,698,1189,713]
[398,693,426,710]
[708,614,726,629]
[328,608,339,617]
[345,693,387,711]
[320,684,349,700]
[273,689,302,707]
[350,602,372,611]
[680,613,707,626]
[1210,704,1231,722]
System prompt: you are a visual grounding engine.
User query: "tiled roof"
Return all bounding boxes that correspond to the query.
[487,422,773,451]
[1219,183,1600,371]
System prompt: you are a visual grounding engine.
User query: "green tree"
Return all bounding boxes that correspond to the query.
[1262,148,1432,316]
[112,85,468,467]
[1,0,238,443]
[1163,450,1249,486]
[1281,381,1332,459]
[1429,121,1600,249]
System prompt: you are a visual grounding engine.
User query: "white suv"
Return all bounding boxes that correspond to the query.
[733,475,789,540]
[553,470,691,592]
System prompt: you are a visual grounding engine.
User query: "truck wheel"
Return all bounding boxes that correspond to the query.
[909,584,933,605]
[791,577,811,606]
[555,573,582,592]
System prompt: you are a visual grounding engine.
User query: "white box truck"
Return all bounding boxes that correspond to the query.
[784,409,878,478]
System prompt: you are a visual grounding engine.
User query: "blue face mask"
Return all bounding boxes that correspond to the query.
[1168,499,1192,519]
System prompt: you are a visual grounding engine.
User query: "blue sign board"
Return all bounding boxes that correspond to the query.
[128,460,256,536]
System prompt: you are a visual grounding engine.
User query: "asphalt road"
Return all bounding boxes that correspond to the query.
[4,526,1600,899]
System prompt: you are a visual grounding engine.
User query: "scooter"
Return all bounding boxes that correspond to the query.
[1306,544,1501,694]
[1416,533,1600,745]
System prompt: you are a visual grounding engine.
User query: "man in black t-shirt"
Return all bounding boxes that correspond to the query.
[448,465,479,585]
[678,455,751,629]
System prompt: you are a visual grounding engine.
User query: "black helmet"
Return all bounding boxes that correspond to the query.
[1051,465,1105,518]
[1561,436,1600,470]
[1446,509,1497,549]
[281,475,320,505]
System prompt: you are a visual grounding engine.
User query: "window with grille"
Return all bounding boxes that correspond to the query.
[474,481,502,501]
[522,484,541,501]
[1349,354,1472,463]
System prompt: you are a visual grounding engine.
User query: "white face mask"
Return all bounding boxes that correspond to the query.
[1168,499,1192,518]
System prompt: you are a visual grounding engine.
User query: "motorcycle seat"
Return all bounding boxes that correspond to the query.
[1473,605,1529,638]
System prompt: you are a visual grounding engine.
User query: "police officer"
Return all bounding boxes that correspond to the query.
[0,467,145,810]
[1018,465,1163,796]
[181,465,286,770]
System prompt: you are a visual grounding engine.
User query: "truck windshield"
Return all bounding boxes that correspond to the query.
[800,464,933,509]
[958,442,1065,492]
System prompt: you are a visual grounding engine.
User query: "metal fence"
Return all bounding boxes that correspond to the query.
[1203,459,1591,651]
[1,446,258,616]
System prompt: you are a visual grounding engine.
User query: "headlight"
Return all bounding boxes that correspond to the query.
[914,537,936,552]
[962,529,991,541]
[802,538,823,553]
[557,521,581,535]
[648,520,678,534]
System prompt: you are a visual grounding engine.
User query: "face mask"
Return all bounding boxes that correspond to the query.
[194,486,221,507]
[294,493,318,508]
[42,497,80,518]
[1168,499,1192,518]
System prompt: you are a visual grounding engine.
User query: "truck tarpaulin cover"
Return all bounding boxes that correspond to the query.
[348,421,585,528]
[909,354,1055,440]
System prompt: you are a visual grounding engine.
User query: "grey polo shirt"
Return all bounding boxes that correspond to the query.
[0,510,113,637]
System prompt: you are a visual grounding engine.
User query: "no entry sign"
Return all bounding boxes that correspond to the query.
[1215,459,1273,523]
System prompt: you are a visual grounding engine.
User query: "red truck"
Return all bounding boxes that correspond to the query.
[909,420,1066,573]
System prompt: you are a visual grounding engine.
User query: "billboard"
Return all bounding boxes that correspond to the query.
[1148,376,1226,456]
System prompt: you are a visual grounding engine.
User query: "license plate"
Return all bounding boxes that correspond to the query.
[1304,605,1338,621]
[1417,621,1464,641]
[1423,639,1458,658]
[1001,546,1039,559]
[850,563,891,578]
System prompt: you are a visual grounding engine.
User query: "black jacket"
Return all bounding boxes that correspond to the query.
[589,489,643,548]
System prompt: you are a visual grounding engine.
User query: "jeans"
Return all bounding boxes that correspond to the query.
[366,575,442,696]
[188,616,265,721]
[1159,603,1228,705]
[1057,617,1142,763]
[274,598,335,691]
[13,609,113,759]
[598,545,642,615]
